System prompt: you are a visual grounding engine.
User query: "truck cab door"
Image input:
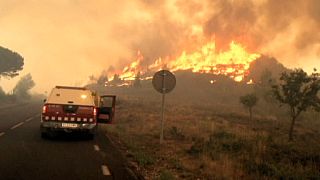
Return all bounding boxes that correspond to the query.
[97,95,116,124]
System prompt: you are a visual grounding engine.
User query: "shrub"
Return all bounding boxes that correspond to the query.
[159,169,175,180]
[207,131,248,154]
[134,151,155,167]
[187,138,205,157]
[169,158,184,170]
[169,126,185,140]
[243,160,276,177]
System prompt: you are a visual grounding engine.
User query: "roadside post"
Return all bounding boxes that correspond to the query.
[152,70,176,144]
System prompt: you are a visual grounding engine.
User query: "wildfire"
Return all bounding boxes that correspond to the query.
[109,40,260,84]
[118,50,144,81]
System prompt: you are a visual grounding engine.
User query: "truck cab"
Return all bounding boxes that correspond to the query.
[40,86,116,139]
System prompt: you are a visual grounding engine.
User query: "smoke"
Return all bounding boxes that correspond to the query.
[0,0,319,92]
[204,0,257,48]
[116,0,320,69]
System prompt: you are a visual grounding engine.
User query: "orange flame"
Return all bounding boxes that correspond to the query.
[118,50,144,81]
[110,40,260,83]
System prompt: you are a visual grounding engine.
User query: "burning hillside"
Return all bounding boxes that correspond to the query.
[107,39,260,86]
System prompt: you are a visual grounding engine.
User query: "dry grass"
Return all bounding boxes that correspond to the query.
[103,94,320,179]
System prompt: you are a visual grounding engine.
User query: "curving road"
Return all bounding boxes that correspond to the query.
[0,102,139,180]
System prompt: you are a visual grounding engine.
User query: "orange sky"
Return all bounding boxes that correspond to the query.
[0,1,141,93]
[0,0,319,93]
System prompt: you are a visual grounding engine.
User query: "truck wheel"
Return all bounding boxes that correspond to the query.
[87,133,95,140]
[41,132,48,139]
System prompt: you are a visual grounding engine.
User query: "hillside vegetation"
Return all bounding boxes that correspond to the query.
[93,70,319,179]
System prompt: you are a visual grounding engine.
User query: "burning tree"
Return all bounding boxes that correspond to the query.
[240,93,258,121]
[97,71,108,86]
[133,72,141,88]
[272,69,320,141]
[106,74,125,86]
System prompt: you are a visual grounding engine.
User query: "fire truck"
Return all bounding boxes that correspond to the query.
[40,86,116,139]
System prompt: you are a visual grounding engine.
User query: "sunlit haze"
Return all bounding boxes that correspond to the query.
[0,0,319,93]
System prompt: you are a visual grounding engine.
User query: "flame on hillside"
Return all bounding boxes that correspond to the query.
[118,50,145,81]
[108,40,260,84]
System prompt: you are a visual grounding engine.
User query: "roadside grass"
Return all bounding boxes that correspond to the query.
[159,169,175,180]
[104,97,320,179]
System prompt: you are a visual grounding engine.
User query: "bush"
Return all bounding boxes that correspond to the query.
[242,139,320,178]
[169,126,185,140]
[0,86,6,100]
[187,138,205,157]
[134,151,155,167]
[188,131,249,160]
[244,160,276,177]
[169,158,184,170]
[209,131,247,152]
[159,169,175,180]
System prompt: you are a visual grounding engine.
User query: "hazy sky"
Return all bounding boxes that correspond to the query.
[0,0,319,93]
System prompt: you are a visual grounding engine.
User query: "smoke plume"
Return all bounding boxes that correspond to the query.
[0,0,319,92]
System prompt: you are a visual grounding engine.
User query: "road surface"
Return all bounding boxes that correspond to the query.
[0,102,140,180]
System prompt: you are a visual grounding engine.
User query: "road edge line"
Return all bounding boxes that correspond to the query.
[101,165,111,176]
[25,117,33,122]
[0,132,5,137]
[10,122,24,130]
[94,144,100,151]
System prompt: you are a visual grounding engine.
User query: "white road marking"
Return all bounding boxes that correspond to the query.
[0,132,5,137]
[101,165,111,176]
[25,117,33,122]
[94,145,100,151]
[10,122,24,130]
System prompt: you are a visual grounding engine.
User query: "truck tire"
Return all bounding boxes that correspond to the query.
[87,133,95,140]
[41,132,48,139]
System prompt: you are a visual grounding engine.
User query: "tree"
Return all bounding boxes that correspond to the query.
[259,69,275,86]
[13,73,35,99]
[0,86,6,100]
[247,55,287,83]
[111,74,122,84]
[272,68,320,141]
[133,72,141,87]
[240,93,258,121]
[0,46,24,79]
[97,71,108,86]
[254,69,277,103]
[88,75,97,84]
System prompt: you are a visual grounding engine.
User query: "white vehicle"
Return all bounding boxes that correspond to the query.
[40,86,116,139]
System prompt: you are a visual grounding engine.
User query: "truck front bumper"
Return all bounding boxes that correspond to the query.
[40,122,97,134]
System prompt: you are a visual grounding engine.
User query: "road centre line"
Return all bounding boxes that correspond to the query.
[25,117,33,122]
[0,132,5,137]
[10,122,24,130]
[101,165,111,176]
[94,145,100,151]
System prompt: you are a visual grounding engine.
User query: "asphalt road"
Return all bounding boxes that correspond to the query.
[0,102,139,180]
